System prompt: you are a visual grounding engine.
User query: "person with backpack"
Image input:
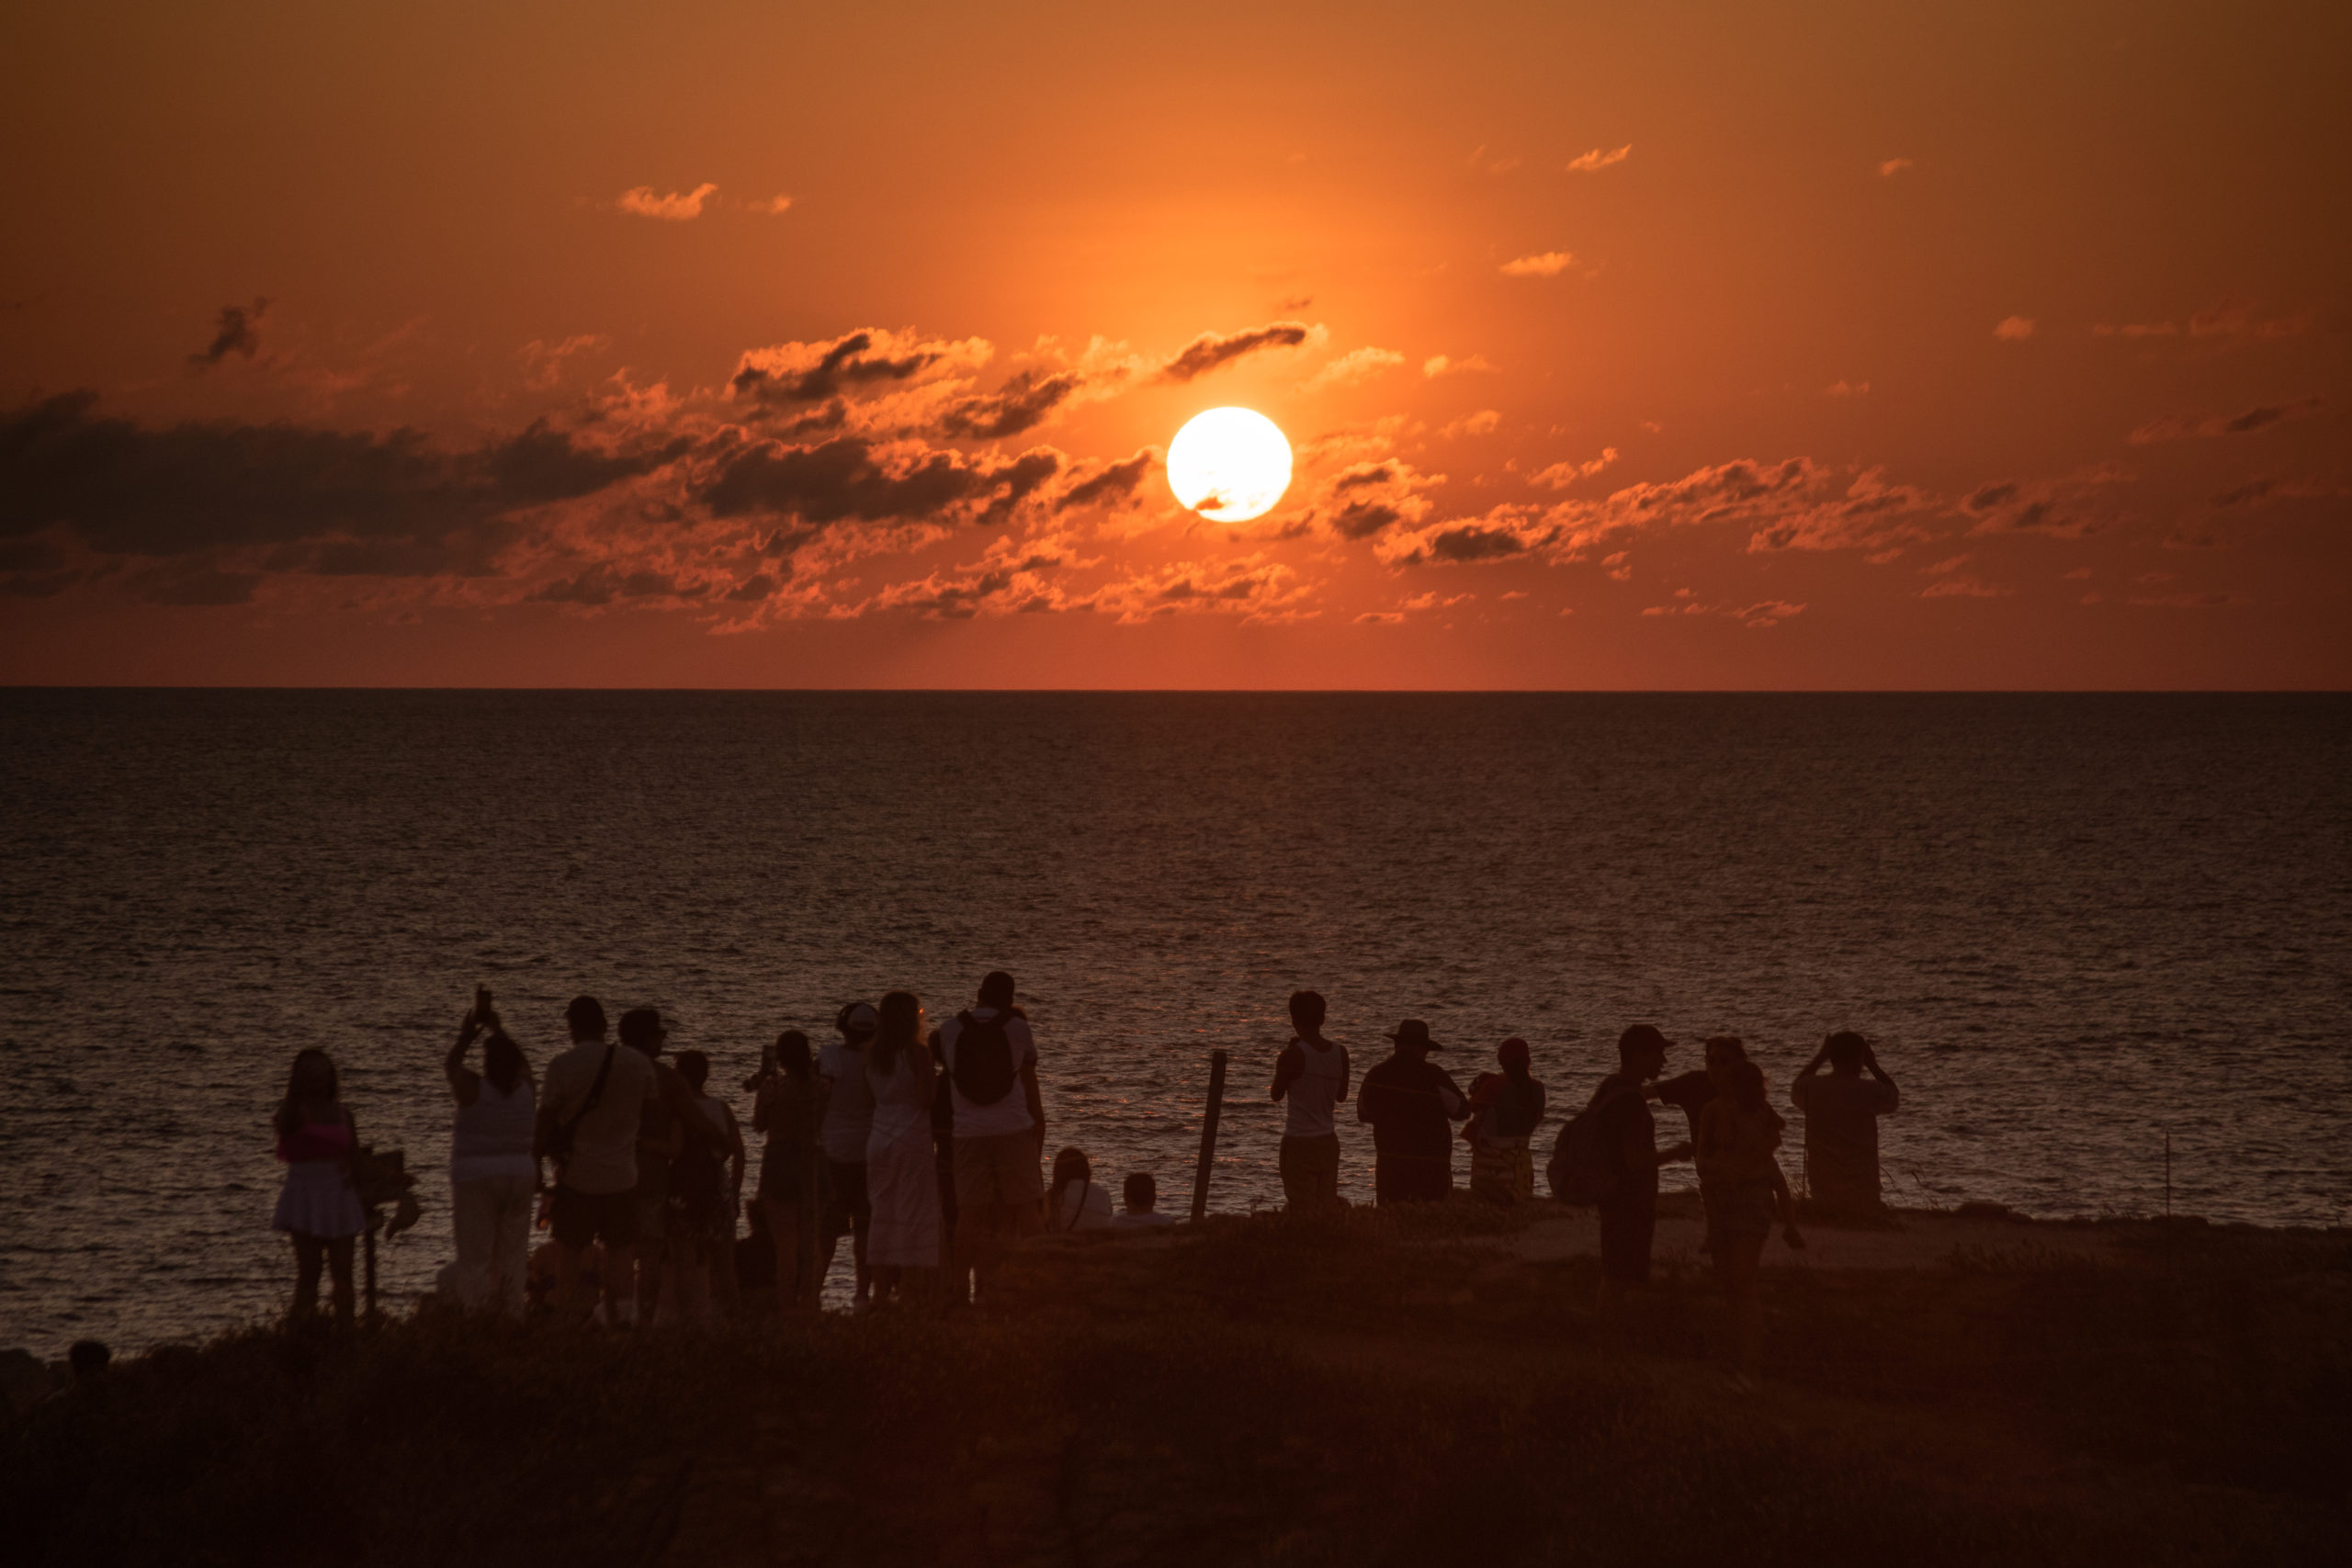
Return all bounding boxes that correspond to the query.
[535,996,660,1325]
[1577,1024,1694,1337]
[1269,989,1350,1218]
[1354,1020,1469,1204]
[935,970,1046,1298]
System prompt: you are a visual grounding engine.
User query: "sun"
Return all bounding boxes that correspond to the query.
[1166,407,1293,523]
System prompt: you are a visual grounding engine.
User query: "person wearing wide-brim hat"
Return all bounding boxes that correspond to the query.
[1353,1020,1470,1205]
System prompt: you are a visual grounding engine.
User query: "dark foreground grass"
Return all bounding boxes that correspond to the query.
[8,1207,2346,1567]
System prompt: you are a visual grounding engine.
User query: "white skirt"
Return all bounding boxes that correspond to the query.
[274,1159,367,1238]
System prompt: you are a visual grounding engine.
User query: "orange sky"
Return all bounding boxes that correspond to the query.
[3,1,2346,687]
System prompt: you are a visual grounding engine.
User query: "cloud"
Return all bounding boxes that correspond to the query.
[1467,145,1521,176]
[696,436,1060,528]
[1919,574,2010,598]
[729,329,992,410]
[1091,556,1312,624]
[1528,447,1618,489]
[1962,466,2129,538]
[1423,354,1498,378]
[2188,299,2311,341]
[617,183,718,220]
[1442,410,1502,440]
[1297,346,1406,394]
[1639,590,1805,627]
[752,195,794,215]
[1500,252,1575,278]
[1158,321,1318,382]
[190,299,268,368]
[1825,379,1870,398]
[518,334,608,391]
[2127,397,2324,444]
[1056,448,1157,512]
[864,530,1095,619]
[1306,459,1442,540]
[2091,321,2179,339]
[1566,144,1632,172]
[1878,158,1914,177]
[1358,589,1472,624]
[936,369,1083,439]
[1994,316,2036,341]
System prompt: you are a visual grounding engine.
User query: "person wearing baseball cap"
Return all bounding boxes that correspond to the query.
[815,1001,880,1305]
[1593,1023,1695,1337]
[1354,1020,1470,1204]
[1465,1038,1547,1204]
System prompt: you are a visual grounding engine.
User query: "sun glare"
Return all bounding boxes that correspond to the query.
[1166,407,1293,523]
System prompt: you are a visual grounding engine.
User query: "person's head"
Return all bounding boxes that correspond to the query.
[566,995,607,1043]
[482,1027,528,1095]
[1728,1059,1770,1113]
[1497,1037,1532,1078]
[978,970,1016,1010]
[674,1049,710,1091]
[1826,1031,1868,1072]
[617,1007,666,1056]
[1703,1035,1747,1089]
[870,990,922,1075]
[775,1029,812,1082]
[1050,1145,1092,1195]
[835,1001,877,1048]
[1387,1019,1441,1062]
[1124,1172,1157,1213]
[67,1340,110,1380]
[1289,990,1327,1035]
[1617,1024,1671,1081]
[276,1048,339,1135]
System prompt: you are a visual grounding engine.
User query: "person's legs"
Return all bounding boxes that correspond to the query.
[677,1235,712,1325]
[449,1178,494,1310]
[605,1242,638,1324]
[290,1233,324,1320]
[1724,1234,1767,1382]
[491,1175,533,1318]
[324,1236,356,1325]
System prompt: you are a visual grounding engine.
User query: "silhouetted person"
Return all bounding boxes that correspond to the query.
[665,1048,744,1325]
[68,1340,110,1380]
[817,1001,878,1304]
[271,1047,365,1325]
[752,1029,821,1313]
[444,987,537,1317]
[1270,989,1350,1218]
[1649,1034,1748,1136]
[1046,1145,1115,1232]
[1592,1025,1694,1337]
[1114,1171,1175,1229]
[937,971,1045,1301]
[1466,1037,1547,1203]
[1791,1031,1900,1218]
[1355,1021,1468,1204]
[536,996,659,1325]
[1696,1050,1804,1390]
[865,991,944,1299]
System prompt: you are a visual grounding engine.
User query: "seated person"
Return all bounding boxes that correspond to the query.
[1113,1171,1177,1229]
[1046,1146,1116,1232]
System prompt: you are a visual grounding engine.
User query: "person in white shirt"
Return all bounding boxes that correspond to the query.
[1113,1171,1177,1230]
[815,1001,878,1304]
[935,970,1046,1298]
[534,995,660,1325]
[1046,1146,1116,1232]
[1270,989,1350,1218]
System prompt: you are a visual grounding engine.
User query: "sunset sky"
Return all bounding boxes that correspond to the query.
[3,1,2345,687]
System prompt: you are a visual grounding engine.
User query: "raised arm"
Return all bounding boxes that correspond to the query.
[1270,1042,1303,1101]
[1861,1042,1900,1111]
[445,1010,483,1105]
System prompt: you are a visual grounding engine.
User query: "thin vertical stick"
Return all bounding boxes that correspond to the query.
[1191,1049,1228,1223]
[2165,1130,2172,1222]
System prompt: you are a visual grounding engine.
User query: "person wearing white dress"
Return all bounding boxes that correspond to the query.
[863,990,943,1298]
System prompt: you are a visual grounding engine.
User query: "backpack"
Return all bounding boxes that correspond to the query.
[950,1010,1020,1106]
[1546,1079,1637,1205]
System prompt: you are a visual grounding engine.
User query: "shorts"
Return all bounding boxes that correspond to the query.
[549,1183,639,1249]
[822,1159,869,1243]
[954,1129,1044,1210]
[1279,1134,1340,1213]
[1598,1197,1656,1285]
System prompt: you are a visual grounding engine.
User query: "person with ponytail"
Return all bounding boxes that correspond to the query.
[1465,1037,1547,1203]
[272,1046,365,1325]
[444,987,538,1316]
[1694,1043,1804,1391]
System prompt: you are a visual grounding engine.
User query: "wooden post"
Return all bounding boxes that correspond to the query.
[1191,1048,1228,1223]
[362,1218,379,1320]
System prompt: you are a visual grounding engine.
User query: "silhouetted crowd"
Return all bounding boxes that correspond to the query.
[269,976,1900,1385]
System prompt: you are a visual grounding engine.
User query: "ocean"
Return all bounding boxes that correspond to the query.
[2,690,2346,1355]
